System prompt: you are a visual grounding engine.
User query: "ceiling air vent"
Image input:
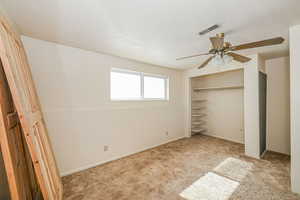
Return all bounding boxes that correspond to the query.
[198,24,220,35]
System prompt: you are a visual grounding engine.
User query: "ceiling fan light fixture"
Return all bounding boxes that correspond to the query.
[211,54,233,66]
[212,55,224,66]
[223,54,233,64]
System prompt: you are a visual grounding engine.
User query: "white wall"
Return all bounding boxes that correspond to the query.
[184,55,262,158]
[290,24,300,194]
[22,36,185,176]
[266,56,290,155]
[243,55,261,159]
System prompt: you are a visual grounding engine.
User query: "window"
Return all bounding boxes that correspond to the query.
[111,71,141,100]
[111,68,169,100]
[144,75,166,99]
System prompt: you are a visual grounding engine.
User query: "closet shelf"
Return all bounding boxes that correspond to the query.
[192,122,204,125]
[193,85,244,91]
[192,107,205,110]
[192,99,207,102]
[192,114,206,117]
[191,129,205,133]
[192,119,206,122]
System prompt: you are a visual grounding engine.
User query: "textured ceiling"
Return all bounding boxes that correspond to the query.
[2,0,300,69]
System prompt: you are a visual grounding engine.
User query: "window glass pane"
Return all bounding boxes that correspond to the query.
[144,76,166,99]
[111,71,141,99]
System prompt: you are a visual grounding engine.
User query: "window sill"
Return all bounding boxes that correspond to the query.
[111,98,169,102]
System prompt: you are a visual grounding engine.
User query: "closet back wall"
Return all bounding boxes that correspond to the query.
[22,36,185,176]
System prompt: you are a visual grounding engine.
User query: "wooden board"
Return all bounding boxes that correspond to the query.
[0,16,63,200]
[0,61,33,200]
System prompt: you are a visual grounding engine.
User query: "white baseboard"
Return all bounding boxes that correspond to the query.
[266,148,290,156]
[60,136,185,177]
[265,149,290,156]
[200,132,244,144]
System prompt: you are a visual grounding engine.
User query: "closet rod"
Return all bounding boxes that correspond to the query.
[193,85,244,91]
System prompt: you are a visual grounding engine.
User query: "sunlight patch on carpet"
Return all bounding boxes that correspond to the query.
[180,172,239,200]
[214,157,253,181]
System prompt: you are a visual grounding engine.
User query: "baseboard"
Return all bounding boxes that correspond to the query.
[266,149,290,156]
[200,132,244,145]
[60,136,185,177]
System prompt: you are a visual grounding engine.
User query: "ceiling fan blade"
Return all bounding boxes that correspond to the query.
[210,36,224,50]
[176,53,210,60]
[231,37,284,51]
[227,52,251,63]
[198,56,215,69]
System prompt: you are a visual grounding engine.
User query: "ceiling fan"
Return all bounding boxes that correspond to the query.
[176,33,284,69]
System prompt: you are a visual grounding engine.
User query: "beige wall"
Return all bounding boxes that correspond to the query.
[22,36,185,176]
[290,24,300,194]
[266,56,290,155]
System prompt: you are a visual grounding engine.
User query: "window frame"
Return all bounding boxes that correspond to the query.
[110,68,169,101]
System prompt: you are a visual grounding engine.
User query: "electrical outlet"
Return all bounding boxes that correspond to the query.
[165,131,169,136]
[104,145,109,152]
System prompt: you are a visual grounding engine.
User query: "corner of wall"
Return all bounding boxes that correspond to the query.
[257,54,266,73]
[243,54,261,159]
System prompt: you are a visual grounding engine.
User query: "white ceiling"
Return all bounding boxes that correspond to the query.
[2,0,300,69]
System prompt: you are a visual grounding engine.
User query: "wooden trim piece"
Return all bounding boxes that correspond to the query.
[0,15,63,200]
[6,111,18,128]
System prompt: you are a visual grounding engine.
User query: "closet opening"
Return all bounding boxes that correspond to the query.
[190,69,245,145]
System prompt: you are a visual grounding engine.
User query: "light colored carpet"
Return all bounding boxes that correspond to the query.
[63,135,300,200]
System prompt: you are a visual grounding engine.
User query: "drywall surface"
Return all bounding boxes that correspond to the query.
[0,151,10,200]
[266,57,290,155]
[190,70,244,143]
[257,54,266,73]
[184,55,261,158]
[22,36,185,176]
[243,55,260,159]
[290,24,300,194]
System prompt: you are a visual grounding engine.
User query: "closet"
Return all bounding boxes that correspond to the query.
[190,69,245,144]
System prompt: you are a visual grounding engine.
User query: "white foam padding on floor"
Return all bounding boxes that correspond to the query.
[180,172,239,200]
[214,157,253,182]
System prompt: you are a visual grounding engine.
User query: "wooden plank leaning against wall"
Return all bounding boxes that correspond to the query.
[0,14,63,200]
[0,61,40,199]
